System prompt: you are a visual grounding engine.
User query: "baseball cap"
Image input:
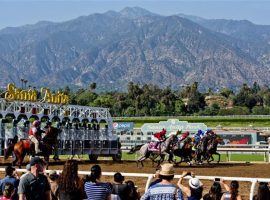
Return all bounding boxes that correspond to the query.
[30,157,45,166]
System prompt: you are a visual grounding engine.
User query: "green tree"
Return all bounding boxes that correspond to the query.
[89,82,97,91]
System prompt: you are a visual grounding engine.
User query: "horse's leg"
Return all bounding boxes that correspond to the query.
[17,152,26,169]
[217,152,220,163]
[12,153,18,167]
[207,153,214,164]
[137,155,145,168]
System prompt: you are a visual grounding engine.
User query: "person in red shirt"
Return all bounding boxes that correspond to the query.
[29,120,42,154]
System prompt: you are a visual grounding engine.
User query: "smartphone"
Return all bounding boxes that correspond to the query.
[215,178,220,182]
[186,172,191,176]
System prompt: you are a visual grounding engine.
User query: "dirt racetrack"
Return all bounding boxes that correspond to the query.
[1,159,269,199]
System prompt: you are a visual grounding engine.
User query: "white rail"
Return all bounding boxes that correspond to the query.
[217,147,270,163]
[1,168,269,200]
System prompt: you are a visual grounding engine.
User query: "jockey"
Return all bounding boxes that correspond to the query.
[153,128,167,141]
[152,128,167,148]
[179,131,190,142]
[194,129,204,147]
[29,120,42,154]
[204,129,213,137]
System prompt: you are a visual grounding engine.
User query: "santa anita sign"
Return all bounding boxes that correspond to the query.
[4,83,69,104]
[141,119,207,133]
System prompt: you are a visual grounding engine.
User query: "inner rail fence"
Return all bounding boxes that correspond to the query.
[122,144,270,163]
[0,168,269,200]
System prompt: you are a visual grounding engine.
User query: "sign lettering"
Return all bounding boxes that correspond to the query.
[4,83,69,104]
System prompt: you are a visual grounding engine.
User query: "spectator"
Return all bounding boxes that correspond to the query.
[18,156,51,200]
[253,182,270,200]
[203,181,222,200]
[125,180,140,200]
[48,170,59,200]
[220,180,242,200]
[0,183,15,200]
[177,171,203,200]
[141,163,183,200]
[107,183,121,200]
[56,160,86,200]
[20,164,31,180]
[112,172,129,200]
[84,164,111,200]
[0,165,19,200]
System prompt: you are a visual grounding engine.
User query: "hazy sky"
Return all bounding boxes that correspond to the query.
[0,0,270,30]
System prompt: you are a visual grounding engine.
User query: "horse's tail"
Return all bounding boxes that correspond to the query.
[128,144,144,154]
[4,143,15,160]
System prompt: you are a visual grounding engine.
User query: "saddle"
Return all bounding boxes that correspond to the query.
[21,139,34,150]
[148,142,160,151]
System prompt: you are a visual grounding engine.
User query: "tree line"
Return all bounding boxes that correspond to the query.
[1,81,270,117]
[56,81,270,117]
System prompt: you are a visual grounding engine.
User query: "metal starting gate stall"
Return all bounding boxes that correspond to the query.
[0,84,121,161]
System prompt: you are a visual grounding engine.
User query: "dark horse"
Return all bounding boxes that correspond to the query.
[171,137,195,166]
[4,126,60,168]
[205,135,224,163]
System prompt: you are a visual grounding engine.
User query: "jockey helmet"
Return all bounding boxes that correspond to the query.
[205,129,212,135]
[32,120,40,127]
[197,130,203,135]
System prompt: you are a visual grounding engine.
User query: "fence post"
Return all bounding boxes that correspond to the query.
[250,179,257,200]
[145,174,154,192]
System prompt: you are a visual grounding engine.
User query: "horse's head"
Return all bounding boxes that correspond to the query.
[183,137,193,149]
[216,136,225,145]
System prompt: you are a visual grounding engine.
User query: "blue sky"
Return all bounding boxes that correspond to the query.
[0,0,270,30]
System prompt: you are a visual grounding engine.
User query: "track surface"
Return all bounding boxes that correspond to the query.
[1,159,269,200]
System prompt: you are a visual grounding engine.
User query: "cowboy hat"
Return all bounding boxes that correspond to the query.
[159,163,175,176]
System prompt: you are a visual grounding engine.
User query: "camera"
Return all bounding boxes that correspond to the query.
[214,178,220,182]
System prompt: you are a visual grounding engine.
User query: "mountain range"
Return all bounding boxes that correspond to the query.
[0,7,270,91]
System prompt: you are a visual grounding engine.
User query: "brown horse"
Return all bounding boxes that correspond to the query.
[171,137,194,166]
[4,126,60,168]
[205,135,224,163]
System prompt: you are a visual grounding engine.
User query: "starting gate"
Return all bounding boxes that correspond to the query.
[0,96,121,161]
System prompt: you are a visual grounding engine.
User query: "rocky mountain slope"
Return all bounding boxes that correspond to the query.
[0,7,269,91]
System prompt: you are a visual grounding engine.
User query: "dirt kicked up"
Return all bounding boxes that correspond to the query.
[1,159,269,200]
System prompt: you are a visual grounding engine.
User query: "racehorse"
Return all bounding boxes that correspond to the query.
[4,126,60,168]
[171,137,194,166]
[128,135,177,167]
[205,135,224,163]
[195,135,212,164]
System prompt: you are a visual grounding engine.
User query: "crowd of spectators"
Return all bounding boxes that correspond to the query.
[0,159,269,200]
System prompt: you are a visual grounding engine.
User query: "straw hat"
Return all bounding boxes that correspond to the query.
[159,163,174,176]
[189,177,202,189]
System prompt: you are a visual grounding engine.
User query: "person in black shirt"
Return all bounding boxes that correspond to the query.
[112,172,129,200]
